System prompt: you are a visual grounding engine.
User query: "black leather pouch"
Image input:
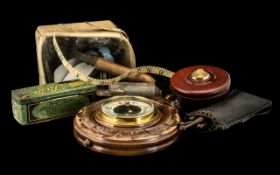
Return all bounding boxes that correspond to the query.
[187,89,272,131]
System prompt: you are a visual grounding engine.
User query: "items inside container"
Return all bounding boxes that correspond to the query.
[41,36,132,83]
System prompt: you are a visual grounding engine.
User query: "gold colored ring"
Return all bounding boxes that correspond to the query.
[100,111,154,126]
[99,96,155,126]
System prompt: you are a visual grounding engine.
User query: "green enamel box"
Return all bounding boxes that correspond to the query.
[11,81,96,125]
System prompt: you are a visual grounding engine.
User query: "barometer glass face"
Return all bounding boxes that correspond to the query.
[100,96,155,126]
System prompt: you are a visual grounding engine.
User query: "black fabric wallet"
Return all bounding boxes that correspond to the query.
[187,89,272,131]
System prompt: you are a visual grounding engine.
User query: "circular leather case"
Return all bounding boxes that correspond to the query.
[170,65,231,102]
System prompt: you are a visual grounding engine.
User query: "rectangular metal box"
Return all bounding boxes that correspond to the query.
[12,81,96,125]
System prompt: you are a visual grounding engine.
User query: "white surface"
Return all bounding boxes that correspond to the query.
[54,58,80,82]
[63,63,95,81]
